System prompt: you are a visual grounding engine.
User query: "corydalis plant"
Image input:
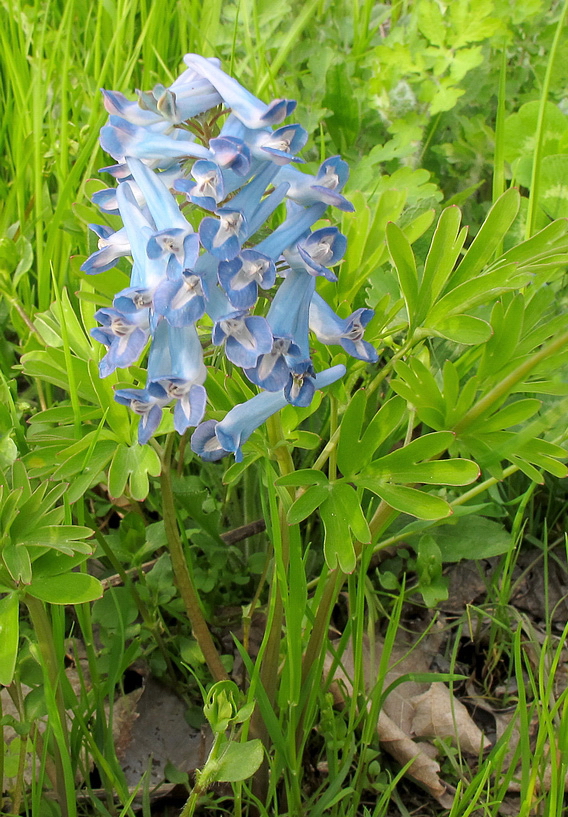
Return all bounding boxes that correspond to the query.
[84,54,378,452]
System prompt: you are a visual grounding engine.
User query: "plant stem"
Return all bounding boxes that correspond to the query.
[161,434,229,683]
[24,595,71,817]
[454,329,568,433]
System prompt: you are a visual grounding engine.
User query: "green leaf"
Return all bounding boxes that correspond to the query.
[392,359,446,429]
[26,573,103,604]
[275,469,329,487]
[320,496,356,573]
[470,398,542,433]
[3,542,32,584]
[19,525,93,555]
[333,483,371,543]
[539,155,568,219]
[427,314,493,345]
[431,516,512,562]
[367,458,479,486]
[370,431,455,474]
[108,443,161,501]
[386,221,419,326]
[358,480,452,520]
[499,218,568,266]
[426,262,527,326]
[215,739,264,783]
[0,593,19,686]
[337,392,406,478]
[418,206,467,317]
[287,484,331,525]
[450,188,520,287]
[290,430,321,450]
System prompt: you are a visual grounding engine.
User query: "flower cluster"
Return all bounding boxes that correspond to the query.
[84,54,378,460]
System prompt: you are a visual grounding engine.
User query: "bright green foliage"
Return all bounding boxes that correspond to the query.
[0,462,101,685]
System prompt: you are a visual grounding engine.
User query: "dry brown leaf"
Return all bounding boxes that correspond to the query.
[377,708,454,807]
[118,677,211,786]
[324,625,468,806]
[410,682,489,754]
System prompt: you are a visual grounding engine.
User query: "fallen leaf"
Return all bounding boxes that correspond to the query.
[410,682,489,754]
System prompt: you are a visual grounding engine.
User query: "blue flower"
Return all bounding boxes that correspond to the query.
[191,364,346,462]
[183,53,296,129]
[294,226,347,282]
[107,181,170,313]
[284,359,316,407]
[212,311,273,368]
[274,156,354,212]
[174,160,225,211]
[218,250,276,310]
[244,336,301,392]
[254,201,327,261]
[146,321,207,434]
[209,134,252,177]
[199,209,247,261]
[91,308,149,377]
[266,265,315,360]
[114,387,169,444]
[309,294,378,363]
[127,158,200,270]
[100,115,211,165]
[153,268,208,326]
[80,224,131,274]
[247,123,307,165]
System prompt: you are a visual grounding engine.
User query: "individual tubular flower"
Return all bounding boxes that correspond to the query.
[309,294,379,363]
[218,250,276,310]
[295,226,347,282]
[100,115,212,165]
[102,59,222,127]
[91,164,183,214]
[266,265,315,360]
[262,265,316,406]
[253,200,327,261]
[153,267,209,327]
[80,224,131,274]
[274,156,354,212]
[244,336,302,392]
[114,387,170,444]
[91,308,150,378]
[191,364,346,462]
[198,161,287,261]
[247,123,308,165]
[183,53,297,129]
[212,311,273,368]
[209,134,251,177]
[146,320,207,434]
[284,359,316,407]
[126,157,200,270]
[199,209,247,261]
[174,159,225,211]
[107,182,169,314]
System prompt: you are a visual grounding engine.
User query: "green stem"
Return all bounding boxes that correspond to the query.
[454,329,568,433]
[161,434,229,683]
[249,413,293,799]
[24,595,71,817]
[525,0,568,239]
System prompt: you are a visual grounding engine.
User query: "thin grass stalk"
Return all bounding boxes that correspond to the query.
[525,0,568,239]
[24,595,74,817]
[492,46,508,209]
